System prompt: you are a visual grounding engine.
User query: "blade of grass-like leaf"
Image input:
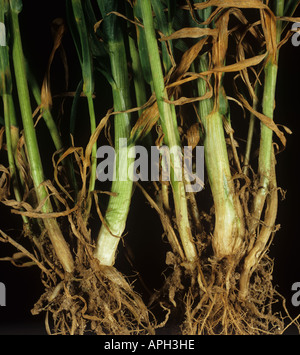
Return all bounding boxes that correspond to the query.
[69,0,97,209]
[83,0,115,88]
[69,79,83,138]
[151,0,173,72]
[133,1,153,86]
[243,83,260,175]
[167,0,177,25]
[126,5,153,149]
[284,0,300,16]
[66,0,82,65]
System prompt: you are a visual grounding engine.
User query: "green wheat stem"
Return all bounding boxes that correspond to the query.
[139,0,197,263]
[276,0,285,43]
[251,2,284,227]
[197,54,244,259]
[2,94,28,221]
[243,84,259,175]
[94,1,134,266]
[0,1,25,216]
[9,0,74,273]
[128,34,147,117]
[85,92,97,214]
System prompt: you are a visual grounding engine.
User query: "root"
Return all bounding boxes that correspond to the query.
[31,260,155,335]
[182,256,285,334]
[151,247,288,335]
[1,206,156,335]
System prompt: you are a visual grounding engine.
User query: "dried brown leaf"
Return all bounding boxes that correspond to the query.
[186,123,200,150]
[130,102,160,142]
[201,53,267,75]
[130,37,209,142]
[188,0,269,10]
[107,11,143,28]
[135,182,185,260]
[0,127,5,150]
[41,18,67,110]
[161,27,218,41]
[277,124,292,135]
[171,38,208,82]
[260,9,277,62]
[277,16,300,22]
[0,229,50,275]
[213,9,231,68]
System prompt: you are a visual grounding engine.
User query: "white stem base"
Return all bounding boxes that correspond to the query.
[93,222,125,266]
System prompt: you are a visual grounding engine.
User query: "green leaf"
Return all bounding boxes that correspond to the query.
[66,0,83,65]
[151,0,173,72]
[218,87,229,117]
[284,0,300,16]
[194,0,213,25]
[133,1,153,85]
[0,0,9,17]
[82,0,113,85]
[82,0,106,58]
[69,79,83,138]
[70,0,94,95]
[167,0,177,25]
[96,0,121,43]
[151,0,170,35]
[94,62,115,89]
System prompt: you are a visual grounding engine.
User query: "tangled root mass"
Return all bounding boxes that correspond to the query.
[31,259,155,335]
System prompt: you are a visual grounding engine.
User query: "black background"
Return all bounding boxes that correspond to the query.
[0,0,300,335]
